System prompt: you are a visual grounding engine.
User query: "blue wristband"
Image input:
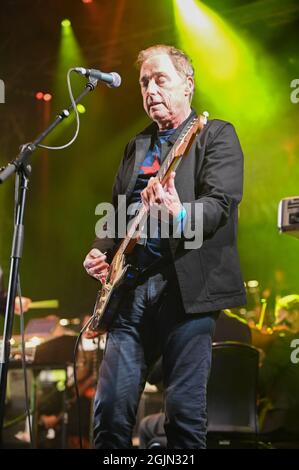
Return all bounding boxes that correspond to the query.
[175,206,187,222]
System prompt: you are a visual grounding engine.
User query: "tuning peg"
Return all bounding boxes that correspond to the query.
[203,111,209,124]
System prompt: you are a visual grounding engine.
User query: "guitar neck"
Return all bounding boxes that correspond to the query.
[116,151,180,257]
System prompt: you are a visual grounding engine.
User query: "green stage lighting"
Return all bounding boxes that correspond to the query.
[76,104,86,114]
[61,19,71,28]
[173,0,281,126]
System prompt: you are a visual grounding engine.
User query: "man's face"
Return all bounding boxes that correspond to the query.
[139,53,193,128]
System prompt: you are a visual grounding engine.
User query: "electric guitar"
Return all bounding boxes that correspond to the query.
[89,113,208,333]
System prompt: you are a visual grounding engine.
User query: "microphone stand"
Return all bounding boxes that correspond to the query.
[0,77,98,445]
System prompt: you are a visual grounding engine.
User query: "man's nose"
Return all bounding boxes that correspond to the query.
[146,78,159,95]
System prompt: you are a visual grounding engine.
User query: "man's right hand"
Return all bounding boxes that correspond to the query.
[83,248,110,283]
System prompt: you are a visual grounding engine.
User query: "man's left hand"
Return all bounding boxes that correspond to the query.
[14,296,32,315]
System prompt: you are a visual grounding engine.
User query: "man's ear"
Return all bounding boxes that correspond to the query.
[185,76,194,97]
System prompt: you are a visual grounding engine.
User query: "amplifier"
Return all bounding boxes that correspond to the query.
[278,196,299,237]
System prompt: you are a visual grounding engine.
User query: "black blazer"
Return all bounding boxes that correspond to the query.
[92,111,247,314]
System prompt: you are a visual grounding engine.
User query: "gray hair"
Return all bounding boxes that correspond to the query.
[136,44,195,102]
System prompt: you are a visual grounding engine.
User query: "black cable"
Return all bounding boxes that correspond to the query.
[18,278,33,447]
[73,316,96,449]
[13,171,33,446]
[38,69,80,151]
[73,330,84,449]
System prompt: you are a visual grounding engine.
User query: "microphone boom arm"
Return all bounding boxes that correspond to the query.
[0,73,98,443]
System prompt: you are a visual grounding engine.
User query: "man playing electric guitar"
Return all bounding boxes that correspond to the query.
[83,45,246,449]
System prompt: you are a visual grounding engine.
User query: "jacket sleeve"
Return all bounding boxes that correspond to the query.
[188,122,244,239]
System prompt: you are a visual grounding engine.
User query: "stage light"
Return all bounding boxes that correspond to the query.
[82,0,93,3]
[61,19,71,28]
[173,0,279,125]
[25,336,42,348]
[43,93,52,102]
[247,280,259,288]
[174,0,241,81]
[76,104,86,114]
[55,12,86,107]
[35,91,44,100]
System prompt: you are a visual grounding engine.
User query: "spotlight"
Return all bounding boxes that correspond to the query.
[247,280,259,288]
[35,91,44,100]
[82,0,93,3]
[61,19,71,28]
[76,104,86,114]
[43,93,52,102]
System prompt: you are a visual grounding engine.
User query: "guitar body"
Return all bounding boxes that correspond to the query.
[89,252,139,334]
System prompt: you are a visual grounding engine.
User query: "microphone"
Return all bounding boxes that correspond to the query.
[75,67,121,88]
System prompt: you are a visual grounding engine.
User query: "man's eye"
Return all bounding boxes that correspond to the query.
[157,77,167,85]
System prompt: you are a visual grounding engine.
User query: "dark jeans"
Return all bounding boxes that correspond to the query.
[93,253,218,449]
